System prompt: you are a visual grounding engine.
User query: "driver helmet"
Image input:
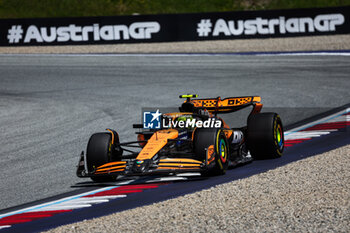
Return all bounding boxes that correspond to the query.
[175,115,194,129]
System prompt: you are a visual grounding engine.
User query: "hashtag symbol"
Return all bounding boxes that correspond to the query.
[197,19,212,37]
[7,25,23,43]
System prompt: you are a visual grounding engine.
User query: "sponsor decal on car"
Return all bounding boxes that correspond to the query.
[143,109,162,129]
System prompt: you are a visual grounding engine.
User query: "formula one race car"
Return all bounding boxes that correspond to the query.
[77,95,284,182]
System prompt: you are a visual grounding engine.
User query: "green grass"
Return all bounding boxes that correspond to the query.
[0,0,349,19]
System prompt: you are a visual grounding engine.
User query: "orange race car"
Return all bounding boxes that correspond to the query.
[77,95,284,182]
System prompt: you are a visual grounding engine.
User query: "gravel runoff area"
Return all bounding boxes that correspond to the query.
[46,145,350,233]
[0,34,350,54]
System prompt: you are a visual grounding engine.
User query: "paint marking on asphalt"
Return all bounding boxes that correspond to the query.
[0,50,350,57]
[285,108,349,135]
[284,108,349,147]
[0,183,161,229]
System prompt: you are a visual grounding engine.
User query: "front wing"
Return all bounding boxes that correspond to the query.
[77,152,206,178]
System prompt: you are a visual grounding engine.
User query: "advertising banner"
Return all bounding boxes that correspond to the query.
[1,6,349,46]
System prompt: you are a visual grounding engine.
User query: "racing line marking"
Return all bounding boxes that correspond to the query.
[0,50,350,57]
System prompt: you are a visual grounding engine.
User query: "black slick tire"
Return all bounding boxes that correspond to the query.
[86,133,115,182]
[194,128,229,176]
[247,112,284,159]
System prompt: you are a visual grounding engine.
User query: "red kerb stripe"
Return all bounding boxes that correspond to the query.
[86,189,143,197]
[111,184,159,190]
[0,219,32,225]
[2,213,52,220]
[85,184,160,197]
[285,138,311,144]
[303,121,349,131]
[0,209,72,226]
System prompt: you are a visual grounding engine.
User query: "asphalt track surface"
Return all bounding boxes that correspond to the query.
[0,54,349,211]
[0,104,348,232]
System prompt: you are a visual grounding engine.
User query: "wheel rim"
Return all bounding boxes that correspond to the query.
[219,139,227,163]
[276,124,284,149]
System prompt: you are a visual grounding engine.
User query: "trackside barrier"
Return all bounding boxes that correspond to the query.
[1,6,349,46]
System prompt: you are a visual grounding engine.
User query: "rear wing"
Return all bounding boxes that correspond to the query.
[180,95,262,115]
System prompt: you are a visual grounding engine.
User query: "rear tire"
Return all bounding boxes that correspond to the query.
[247,113,284,159]
[86,133,115,182]
[194,128,229,176]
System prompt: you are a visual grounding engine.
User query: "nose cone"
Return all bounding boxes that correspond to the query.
[136,129,179,160]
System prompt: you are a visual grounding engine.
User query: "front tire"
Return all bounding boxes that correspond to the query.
[247,113,284,159]
[86,133,115,182]
[194,128,229,176]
